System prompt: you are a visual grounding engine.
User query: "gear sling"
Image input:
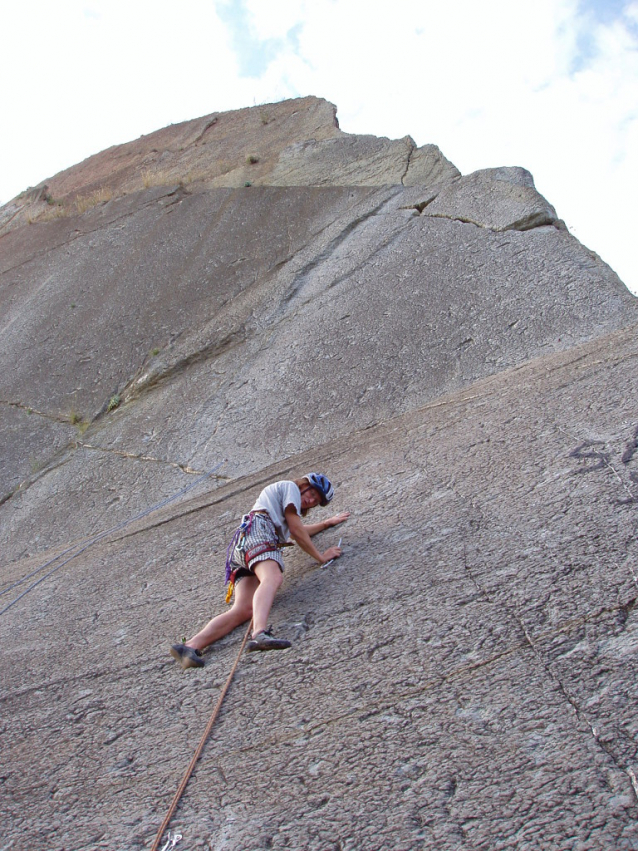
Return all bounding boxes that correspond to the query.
[224,511,292,603]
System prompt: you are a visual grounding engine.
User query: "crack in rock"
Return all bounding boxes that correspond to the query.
[400,140,416,186]
[424,210,560,233]
[75,441,206,475]
[463,517,638,799]
[0,399,76,426]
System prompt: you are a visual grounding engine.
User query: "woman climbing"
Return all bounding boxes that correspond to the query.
[170,473,349,668]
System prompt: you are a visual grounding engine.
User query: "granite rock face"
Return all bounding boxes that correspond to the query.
[1,97,638,851]
[420,166,561,231]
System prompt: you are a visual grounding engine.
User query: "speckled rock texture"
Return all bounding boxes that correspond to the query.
[1,97,638,851]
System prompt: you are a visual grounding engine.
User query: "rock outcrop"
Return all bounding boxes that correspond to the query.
[1,97,637,851]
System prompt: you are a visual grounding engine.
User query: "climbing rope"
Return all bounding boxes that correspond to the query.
[0,460,226,616]
[150,620,253,851]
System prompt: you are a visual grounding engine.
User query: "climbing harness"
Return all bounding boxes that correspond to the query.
[149,621,253,851]
[224,511,256,603]
[0,460,225,617]
[244,539,293,564]
[223,511,292,603]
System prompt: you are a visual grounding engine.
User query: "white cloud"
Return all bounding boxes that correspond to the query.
[242,0,307,40]
[1,0,240,192]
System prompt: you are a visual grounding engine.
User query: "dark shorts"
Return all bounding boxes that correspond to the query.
[230,513,285,584]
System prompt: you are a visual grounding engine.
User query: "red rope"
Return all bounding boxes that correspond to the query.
[150,620,253,851]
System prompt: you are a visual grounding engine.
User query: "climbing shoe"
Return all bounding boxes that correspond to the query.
[170,643,204,669]
[246,629,292,652]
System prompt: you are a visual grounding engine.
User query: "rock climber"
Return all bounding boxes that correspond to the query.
[170,473,349,668]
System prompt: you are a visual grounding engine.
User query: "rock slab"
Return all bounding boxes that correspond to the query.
[1,97,637,851]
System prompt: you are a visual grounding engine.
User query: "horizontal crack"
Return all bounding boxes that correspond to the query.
[75,441,213,475]
[0,398,76,425]
[0,452,75,509]
[423,210,559,233]
[398,194,438,214]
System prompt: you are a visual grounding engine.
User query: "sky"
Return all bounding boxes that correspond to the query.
[2,0,637,294]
